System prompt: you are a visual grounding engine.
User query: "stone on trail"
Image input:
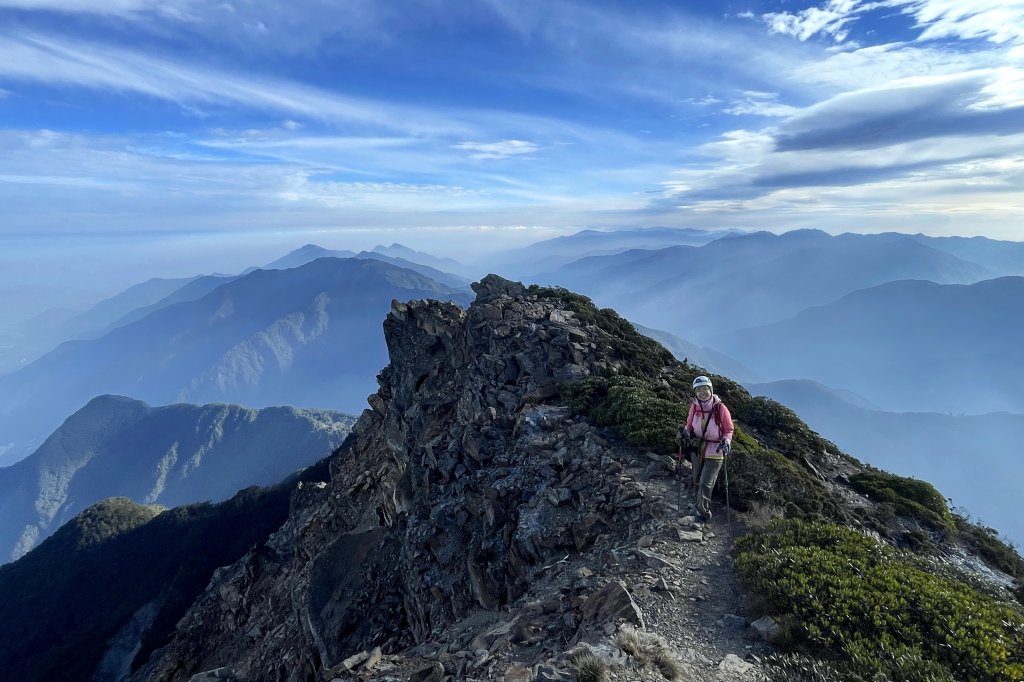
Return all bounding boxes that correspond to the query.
[578,580,645,628]
[719,653,755,674]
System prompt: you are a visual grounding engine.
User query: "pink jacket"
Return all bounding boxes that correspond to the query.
[685,395,734,460]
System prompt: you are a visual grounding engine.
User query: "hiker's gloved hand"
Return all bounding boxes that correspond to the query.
[717,439,732,455]
[676,426,690,444]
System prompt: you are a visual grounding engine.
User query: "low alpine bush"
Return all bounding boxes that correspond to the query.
[735,519,1024,682]
[849,470,953,531]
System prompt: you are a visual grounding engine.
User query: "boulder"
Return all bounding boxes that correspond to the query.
[578,580,645,628]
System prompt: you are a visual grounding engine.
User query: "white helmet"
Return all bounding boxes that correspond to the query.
[692,375,713,391]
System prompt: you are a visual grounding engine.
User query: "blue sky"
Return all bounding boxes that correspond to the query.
[1,0,1023,286]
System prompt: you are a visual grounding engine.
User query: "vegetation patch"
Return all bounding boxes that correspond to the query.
[954,515,1024,581]
[560,374,852,525]
[735,519,1024,682]
[561,375,687,451]
[849,470,954,531]
[567,645,611,682]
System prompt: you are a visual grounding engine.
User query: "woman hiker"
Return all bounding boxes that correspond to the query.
[677,375,734,523]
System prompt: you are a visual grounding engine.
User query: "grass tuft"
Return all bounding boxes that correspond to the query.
[567,646,610,682]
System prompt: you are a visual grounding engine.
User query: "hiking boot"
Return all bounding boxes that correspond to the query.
[698,510,712,524]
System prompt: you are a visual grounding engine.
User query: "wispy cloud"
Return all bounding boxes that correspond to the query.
[0,32,468,136]
[452,140,539,160]
[762,0,863,42]
[895,0,1024,46]
[725,91,800,117]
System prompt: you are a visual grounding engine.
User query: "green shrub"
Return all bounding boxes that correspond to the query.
[561,376,686,451]
[849,471,953,531]
[735,519,1024,682]
[954,515,1024,580]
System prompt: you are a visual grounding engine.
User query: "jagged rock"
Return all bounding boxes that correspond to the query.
[577,580,645,628]
[750,615,783,643]
[719,653,755,674]
[471,274,526,302]
[636,549,678,570]
[120,276,778,682]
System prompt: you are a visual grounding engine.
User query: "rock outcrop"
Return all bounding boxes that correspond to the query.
[131,276,771,681]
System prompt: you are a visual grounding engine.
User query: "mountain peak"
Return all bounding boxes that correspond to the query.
[3,276,1020,682]
[130,275,1022,682]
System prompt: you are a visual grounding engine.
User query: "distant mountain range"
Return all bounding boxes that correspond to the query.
[260,244,471,288]
[0,394,353,562]
[0,257,471,463]
[749,378,1024,545]
[535,230,995,343]
[907,233,1024,277]
[371,243,478,279]
[491,226,733,276]
[634,323,761,382]
[718,277,1024,414]
[0,243,472,378]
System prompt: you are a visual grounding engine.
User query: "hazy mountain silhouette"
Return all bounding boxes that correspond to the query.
[0,278,204,376]
[719,277,1024,414]
[633,323,762,382]
[110,274,241,329]
[0,258,471,464]
[260,244,357,270]
[911,233,1024,277]
[372,243,478,278]
[492,226,733,276]
[260,244,470,289]
[744,378,877,410]
[536,231,993,343]
[749,378,1024,545]
[0,394,353,562]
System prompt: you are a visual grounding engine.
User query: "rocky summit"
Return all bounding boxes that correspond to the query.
[123,275,1021,682]
[124,275,761,682]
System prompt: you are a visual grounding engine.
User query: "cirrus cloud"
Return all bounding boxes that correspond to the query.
[452,140,539,160]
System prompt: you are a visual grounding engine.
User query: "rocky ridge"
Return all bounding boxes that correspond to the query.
[126,275,1018,682]
[126,275,777,682]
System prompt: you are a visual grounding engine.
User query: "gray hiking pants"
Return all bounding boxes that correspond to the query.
[691,453,724,518]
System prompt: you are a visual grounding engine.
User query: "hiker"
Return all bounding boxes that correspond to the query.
[677,376,734,522]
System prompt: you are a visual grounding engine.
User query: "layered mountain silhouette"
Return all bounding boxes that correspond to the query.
[0,394,353,562]
[371,243,477,279]
[717,277,1024,414]
[536,231,994,343]
[749,378,1024,544]
[0,258,471,463]
[0,277,227,377]
[1,276,1019,682]
[491,226,731,276]
[634,323,761,382]
[261,244,470,288]
[909,233,1024,277]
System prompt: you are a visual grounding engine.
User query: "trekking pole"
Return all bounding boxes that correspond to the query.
[676,443,683,508]
[724,453,732,530]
